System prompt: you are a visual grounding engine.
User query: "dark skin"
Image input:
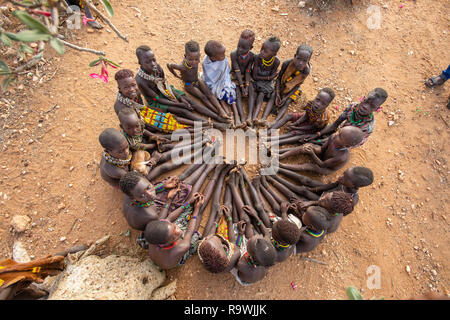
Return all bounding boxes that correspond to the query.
[298,90,385,143]
[295,207,327,254]
[240,167,271,227]
[279,127,363,175]
[114,76,141,116]
[146,142,213,182]
[147,193,204,270]
[230,38,256,125]
[167,50,231,122]
[269,90,333,132]
[276,167,324,188]
[136,50,209,122]
[253,175,281,216]
[305,167,364,206]
[235,207,272,284]
[250,41,281,125]
[270,174,319,201]
[122,176,159,231]
[272,202,297,262]
[257,50,311,126]
[203,162,237,237]
[119,112,162,152]
[99,139,130,187]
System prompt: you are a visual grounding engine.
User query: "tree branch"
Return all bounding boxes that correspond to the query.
[58,37,105,55]
[82,0,128,42]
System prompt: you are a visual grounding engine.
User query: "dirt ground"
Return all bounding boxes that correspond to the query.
[0,0,449,300]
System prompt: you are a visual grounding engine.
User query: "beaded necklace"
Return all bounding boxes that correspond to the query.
[123,131,143,149]
[305,228,324,238]
[183,58,192,69]
[350,108,373,125]
[243,251,258,268]
[271,237,290,251]
[285,70,301,83]
[116,91,144,109]
[103,151,132,168]
[262,56,275,67]
[239,52,250,61]
[131,200,154,207]
[158,241,177,250]
[137,67,160,81]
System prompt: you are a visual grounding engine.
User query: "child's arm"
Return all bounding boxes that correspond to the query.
[267,59,280,80]
[307,182,339,194]
[180,193,204,241]
[166,63,184,80]
[230,52,244,88]
[137,78,187,108]
[159,197,175,220]
[251,58,267,81]
[242,205,270,238]
[222,205,236,244]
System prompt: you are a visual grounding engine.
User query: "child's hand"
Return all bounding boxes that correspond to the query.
[220,205,231,218]
[237,220,247,235]
[302,144,315,154]
[167,187,179,200]
[242,205,258,218]
[164,176,179,189]
[192,192,205,205]
[280,201,290,213]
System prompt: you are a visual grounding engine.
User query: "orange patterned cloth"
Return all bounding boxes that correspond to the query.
[140,106,187,133]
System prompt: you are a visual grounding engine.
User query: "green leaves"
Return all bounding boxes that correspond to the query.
[346,286,364,300]
[0,32,13,47]
[50,37,64,55]
[5,30,52,42]
[12,10,51,35]
[100,0,114,17]
[2,76,16,92]
[89,56,104,67]
[0,59,11,75]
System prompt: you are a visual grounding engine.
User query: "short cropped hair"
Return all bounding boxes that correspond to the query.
[339,126,364,147]
[185,40,200,53]
[99,128,126,151]
[118,108,138,123]
[144,220,171,245]
[305,206,331,230]
[115,69,134,82]
[320,87,335,100]
[247,237,277,267]
[240,29,255,42]
[350,167,374,188]
[296,44,313,56]
[136,45,152,59]
[204,40,224,57]
[373,88,388,101]
[265,36,281,52]
[198,240,229,273]
[119,171,144,197]
[272,219,301,245]
[327,191,354,215]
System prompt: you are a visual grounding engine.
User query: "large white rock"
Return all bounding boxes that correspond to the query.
[48,255,174,300]
[11,215,31,233]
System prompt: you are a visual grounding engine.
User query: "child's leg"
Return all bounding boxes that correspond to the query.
[269,113,293,130]
[278,144,315,160]
[252,92,265,121]
[260,92,276,121]
[230,102,242,127]
[281,162,334,175]
[235,87,246,124]
[272,98,293,124]
[198,80,229,118]
[246,84,256,125]
[184,85,219,113]
[166,106,205,122]
[220,100,232,117]
[183,93,229,123]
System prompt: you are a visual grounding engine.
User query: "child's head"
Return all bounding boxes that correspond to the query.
[198,234,234,273]
[119,171,156,202]
[338,166,374,189]
[246,235,277,267]
[136,45,157,73]
[260,36,281,60]
[115,69,138,100]
[237,30,255,55]
[272,218,301,245]
[318,191,354,216]
[204,40,226,62]
[333,126,364,148]
[358,88,388,116]
[118,108,142,138]
[184,40,201,67]
[294,44,313,71]
[240,29,256,45]
[311,87,335,113]
[99,128,130,160]
[144,219,183,246]
[303,206,331,231]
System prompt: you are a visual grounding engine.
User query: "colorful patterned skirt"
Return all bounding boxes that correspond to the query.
[140,106,187,133]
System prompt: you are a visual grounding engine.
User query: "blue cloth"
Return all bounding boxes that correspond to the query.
[441,65,450,80]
